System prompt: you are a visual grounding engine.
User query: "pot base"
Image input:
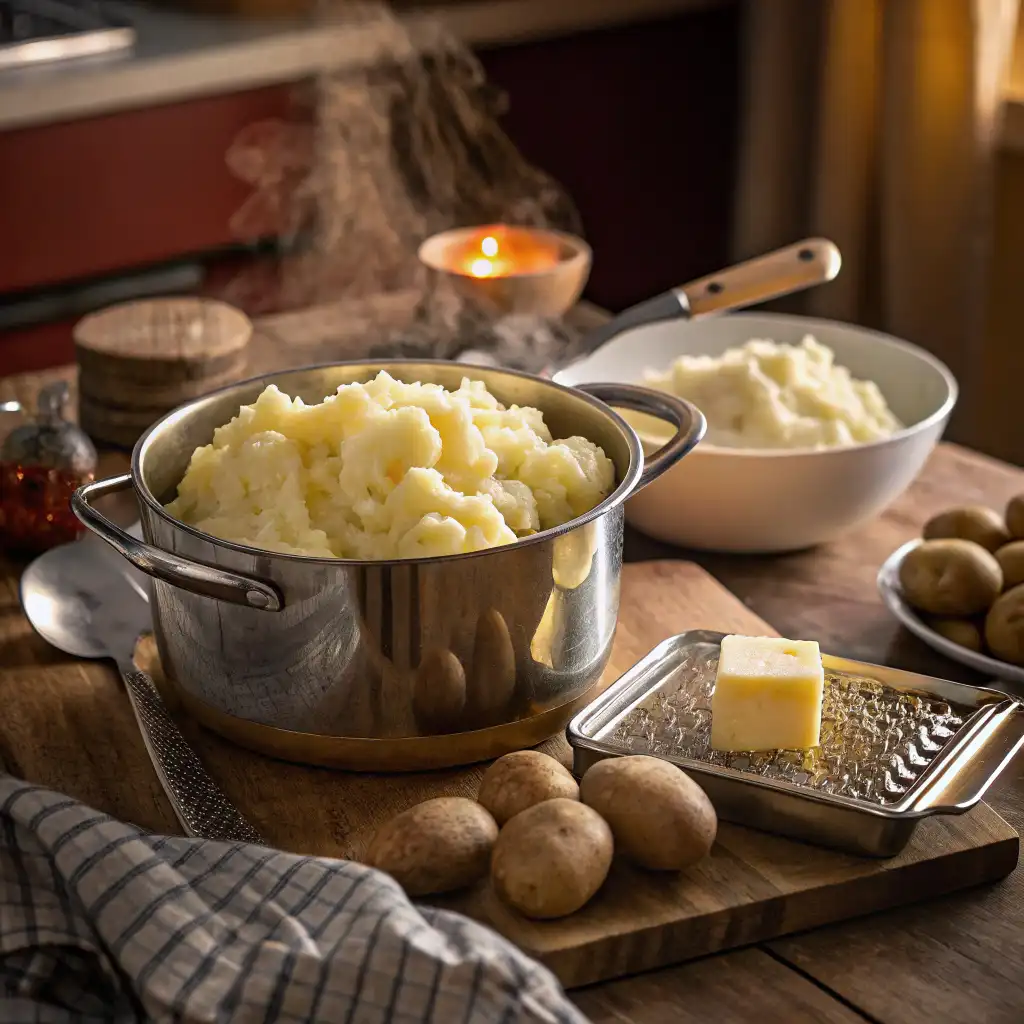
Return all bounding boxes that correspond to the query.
[167,677,597,772]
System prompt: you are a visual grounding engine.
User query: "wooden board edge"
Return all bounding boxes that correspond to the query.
[534,829,1019,989]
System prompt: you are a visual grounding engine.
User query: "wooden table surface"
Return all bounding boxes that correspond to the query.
[2,336,1024,1021]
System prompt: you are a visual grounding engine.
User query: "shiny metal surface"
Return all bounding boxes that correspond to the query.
[72,475,284,611]
[572,238,842,364]
[73,361,704,767]
[573,382,696,490]
[568,630,1024,857]
[0,2,136,71]
[166,680,597,774]
[19,538,262,843]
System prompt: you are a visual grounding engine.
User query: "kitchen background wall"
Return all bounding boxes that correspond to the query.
[0,0,737,373]
[3,0,1023,466]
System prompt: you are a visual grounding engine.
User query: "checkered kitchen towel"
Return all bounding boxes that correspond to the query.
[0,776,588,1024]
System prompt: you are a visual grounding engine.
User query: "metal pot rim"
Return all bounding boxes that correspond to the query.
[128,358,697,568]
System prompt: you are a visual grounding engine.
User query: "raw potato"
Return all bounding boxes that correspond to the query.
[491,798,613,919]
[366,797,497,896]
[1006,494,1024,539]
[996,540,1024,590]
[580,755,717,871]
[413,648,466,732]
[985,583,1024,665]
[929,617,984,653]
[922,506,1011,553]
[898,539,1002,616]
[477,750,579,825]
[468,608,517,723]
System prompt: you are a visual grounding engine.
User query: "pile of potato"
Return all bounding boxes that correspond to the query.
[897,496,1024,664]
[365,749,718,920]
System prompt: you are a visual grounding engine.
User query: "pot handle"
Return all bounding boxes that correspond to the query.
[71,474,284,612]
[574,383,706,490]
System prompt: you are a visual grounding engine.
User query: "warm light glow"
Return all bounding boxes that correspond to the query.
[449,226,559,278]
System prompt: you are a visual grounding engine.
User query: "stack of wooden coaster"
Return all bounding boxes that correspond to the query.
[74,298,253,448]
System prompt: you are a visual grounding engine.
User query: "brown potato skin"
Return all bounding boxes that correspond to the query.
[985,583,1024,666]
[1006,495,1024,539]
[922,506,1011,553]
[477,750,579,826]
[898,539,1002,616]
[580,755,717,871]
[491,798,612,919]
[929,617,984,653]
[366,797,497,896]
[995,540,1024,591]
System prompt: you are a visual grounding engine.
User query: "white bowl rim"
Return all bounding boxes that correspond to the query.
[573,312,959,459]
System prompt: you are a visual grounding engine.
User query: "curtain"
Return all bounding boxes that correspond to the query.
[731,0,1020,434]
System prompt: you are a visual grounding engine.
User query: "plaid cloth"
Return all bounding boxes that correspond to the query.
[0,776,589,1024]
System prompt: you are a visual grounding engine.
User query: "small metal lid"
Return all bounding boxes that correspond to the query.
[1,382,97,474]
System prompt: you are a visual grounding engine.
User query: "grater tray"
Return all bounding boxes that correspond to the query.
[567,630,1024,856]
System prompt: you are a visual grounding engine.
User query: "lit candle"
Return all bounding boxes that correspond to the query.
[418,223,592,319]
[468,235,505,278]
[457,227,560,279]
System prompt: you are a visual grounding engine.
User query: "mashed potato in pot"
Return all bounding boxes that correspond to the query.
[164,371,615,559]
[640,335,902,450]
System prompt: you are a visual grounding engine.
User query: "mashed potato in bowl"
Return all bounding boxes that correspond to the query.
[164,370,615,560]
[638,335,902,450]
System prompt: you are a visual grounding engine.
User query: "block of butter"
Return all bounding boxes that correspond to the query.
[710,634,825,751]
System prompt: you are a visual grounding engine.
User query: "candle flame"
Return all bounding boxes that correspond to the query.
[465,233,502,277]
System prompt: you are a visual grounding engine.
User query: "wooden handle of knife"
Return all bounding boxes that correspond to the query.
[679,239,842,317]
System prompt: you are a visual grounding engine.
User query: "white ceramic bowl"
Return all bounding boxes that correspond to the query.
[555,313,957,553]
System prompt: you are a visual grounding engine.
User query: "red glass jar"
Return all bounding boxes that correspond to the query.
[0,382,97,555]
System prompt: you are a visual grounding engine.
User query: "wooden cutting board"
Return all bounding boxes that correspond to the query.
[0,560,1017,989]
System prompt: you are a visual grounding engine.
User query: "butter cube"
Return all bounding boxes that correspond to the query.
[710,635,824,751]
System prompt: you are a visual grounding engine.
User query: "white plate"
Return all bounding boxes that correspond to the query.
[877,539,1024,686]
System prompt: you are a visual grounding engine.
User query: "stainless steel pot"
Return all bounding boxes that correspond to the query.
[72,361,704,770]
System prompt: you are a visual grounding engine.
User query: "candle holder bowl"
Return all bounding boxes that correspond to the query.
[417,224,592,319]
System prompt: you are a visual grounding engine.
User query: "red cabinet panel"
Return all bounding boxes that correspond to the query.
[0,85,303,295]
[0,6,739,376]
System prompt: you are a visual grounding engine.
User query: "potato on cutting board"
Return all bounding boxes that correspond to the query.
[491,798,613,920]
[580,755,717,871]
[477,749,579,825]
[366,797,497,897]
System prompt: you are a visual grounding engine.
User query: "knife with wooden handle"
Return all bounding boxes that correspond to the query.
[576,238,842,359]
